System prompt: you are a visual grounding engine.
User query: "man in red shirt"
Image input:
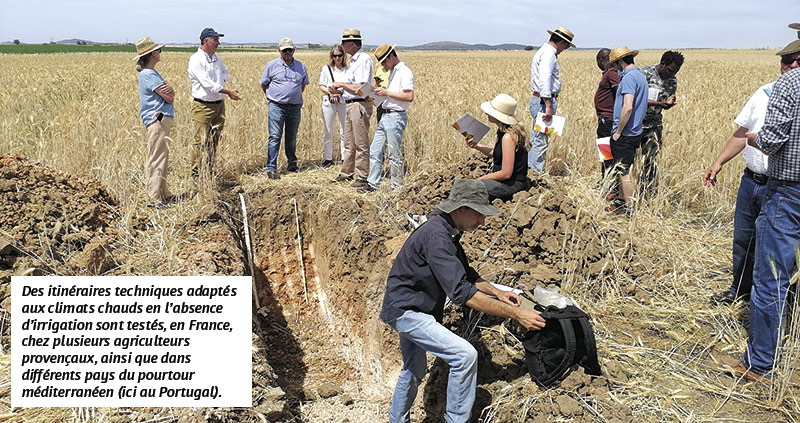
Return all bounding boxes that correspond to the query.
[594,48,620,187]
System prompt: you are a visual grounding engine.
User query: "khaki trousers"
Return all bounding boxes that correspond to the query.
[191,100,226,176]
[340,101,373,181]
[145,116,173,202]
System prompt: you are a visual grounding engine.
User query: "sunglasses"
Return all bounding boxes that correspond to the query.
[282,48,295,53]
[332,54,343,58]
[155,48,162,53]
[781,55,800,66]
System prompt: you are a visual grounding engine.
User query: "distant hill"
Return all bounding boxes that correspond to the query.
[407,41,529,51]
[55,38,97,45]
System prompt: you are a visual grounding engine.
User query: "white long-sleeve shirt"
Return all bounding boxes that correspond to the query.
[188,48,229,102]
[530,42,561,98]
[343,49,373,101]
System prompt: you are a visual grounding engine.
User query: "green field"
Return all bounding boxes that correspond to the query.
[0,44,272,54]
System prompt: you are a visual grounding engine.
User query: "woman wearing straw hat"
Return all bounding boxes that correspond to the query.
[464,94,530,201]
[135,37,175,208]
[318,44,349,167]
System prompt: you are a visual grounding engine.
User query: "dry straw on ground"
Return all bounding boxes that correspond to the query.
[1,49,798,422]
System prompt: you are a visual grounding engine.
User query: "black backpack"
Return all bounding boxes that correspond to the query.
[520,304,602,387]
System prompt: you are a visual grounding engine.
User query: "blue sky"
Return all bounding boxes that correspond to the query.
[2,0,798,48]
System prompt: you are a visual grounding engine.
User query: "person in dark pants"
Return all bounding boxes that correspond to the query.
[380,179,545,423]
[593,48,620,188]
[464,94,530,201]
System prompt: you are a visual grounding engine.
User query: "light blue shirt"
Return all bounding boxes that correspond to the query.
[260,58,309,105]
[612,67,648,137]
[138,69,174,126]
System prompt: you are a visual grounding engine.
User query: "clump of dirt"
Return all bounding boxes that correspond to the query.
[0,154,121,310]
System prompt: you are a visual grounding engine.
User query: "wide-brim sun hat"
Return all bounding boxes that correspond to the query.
[547,26,576,48]
[608,46,639,64]
[437,179,500,216]
[776,39,800,56]
[134,37,164,59]
[480,94,519,125]
[374,43,396,62]
[342,28,362,42]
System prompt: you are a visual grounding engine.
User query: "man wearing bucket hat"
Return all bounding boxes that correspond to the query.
[722,43,800,384]
[364,43,414,193]
[260,37,309,180]
[607,46,648,214]
[331,29,374,189]
[528,26,575,172]
[703,40,800,307]
[187,28,241,178]
[380,179,545,423]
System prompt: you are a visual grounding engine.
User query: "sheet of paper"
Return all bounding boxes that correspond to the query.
[648,87,660,101]
[355,83,388,107]
[534,113,566,136]
[596,137,613,161]
[452,113,491,144]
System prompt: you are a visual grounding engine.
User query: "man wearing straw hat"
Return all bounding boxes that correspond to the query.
[331,29,374,190]
[703,40,800,307]
[363,43,414,193]
[187,28,241,178]
[528,26,575,173]
[380,179,545,423]
[260,37,309,180]
[722,49,800,384]
[607,46,648,215]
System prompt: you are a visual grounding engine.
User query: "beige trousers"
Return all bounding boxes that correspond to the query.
[145,116,173,202]
[191,100,226,176]
[340,101,373,181]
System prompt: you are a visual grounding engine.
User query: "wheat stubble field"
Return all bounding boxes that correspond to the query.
[0,49,798,422]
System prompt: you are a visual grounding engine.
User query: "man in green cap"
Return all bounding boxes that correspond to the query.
[379,179,546,423]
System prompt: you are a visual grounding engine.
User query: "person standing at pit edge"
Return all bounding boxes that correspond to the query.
[331,28,374,190]
[594,48,621,185]
[638,51,684,200]
[318,44,349,167]
[363,43,414,193]
[702,41,800,306]
[380,179,545,423]
[135,37,175,208]
[528,26,575,173]
[260,38,309,180]
[719,56,800,385]
[608,46,648,216]
[187,28,241,178]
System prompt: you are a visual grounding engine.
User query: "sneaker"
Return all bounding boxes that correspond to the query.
[358,184,376,193]
[147,202,170,209]
[287,165,298,173]
[267,171,281,180]
[719,356,772,385]
[351,180,369,189]
[333,174,353,183]
[321,160,334,168]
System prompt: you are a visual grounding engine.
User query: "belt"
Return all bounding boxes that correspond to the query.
[380,108,406,114]
[345,98,366,104]
[772,178,800,187]
[744,168,768,185]
[194,98,222,105]
[533,92,559,99]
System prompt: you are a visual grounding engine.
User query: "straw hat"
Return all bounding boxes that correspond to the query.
[134,37,164,59]
[547,26,576,48]
[341,28,362,42]
[279,37,295,51]
[437,179,500,216]
[374,43,396,62]
[789,23,800,30]
[608,46,639,64]
[480,94,519,125]
[777,39,800,56]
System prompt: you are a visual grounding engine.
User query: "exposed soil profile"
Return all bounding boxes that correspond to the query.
[1,154,794,422]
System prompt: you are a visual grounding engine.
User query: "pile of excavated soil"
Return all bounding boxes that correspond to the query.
[0,154,120,311]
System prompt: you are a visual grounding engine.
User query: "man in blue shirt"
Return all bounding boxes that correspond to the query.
[260,37,309,179]
[608,46,648,214]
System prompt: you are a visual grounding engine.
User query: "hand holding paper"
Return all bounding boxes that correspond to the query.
[534,112,566,136]
[452,113,491,144]
[355,83,388,107]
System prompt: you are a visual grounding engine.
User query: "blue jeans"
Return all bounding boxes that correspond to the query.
[729,171,770,298]
[744,180,800,376]
[267,102,301,172]
[368,111,407,190]
[528,96,557,172]
[388,310,477,423]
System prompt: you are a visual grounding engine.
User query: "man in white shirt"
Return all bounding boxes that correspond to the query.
[528,26,574,173]
[702,40,800,306]
[187,28,241,178]
[363,44,414,193]
[331,28,374,189]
